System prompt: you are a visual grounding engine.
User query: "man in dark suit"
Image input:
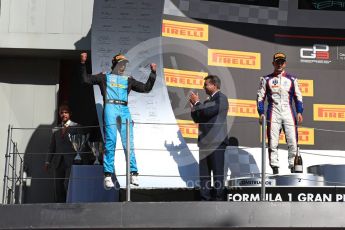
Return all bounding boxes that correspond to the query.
[44,104,79,202]
[189,75,229,201]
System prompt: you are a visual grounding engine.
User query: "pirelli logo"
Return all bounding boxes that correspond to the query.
[208,49,261,70]
[314,104,345,122]
[177,120,198,139]
[228,99,259,118]
[162,19,208,41]
[261,127,314,145]
[298,79,314,97]
[278,127,315,145]
[164,68,208,89]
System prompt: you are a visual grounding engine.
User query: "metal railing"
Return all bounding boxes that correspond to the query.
[3,117,345,204]
[261,115,266,201]
[2,125,24,204]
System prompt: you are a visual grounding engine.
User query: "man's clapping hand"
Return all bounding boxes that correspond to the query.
[189,91,200,105]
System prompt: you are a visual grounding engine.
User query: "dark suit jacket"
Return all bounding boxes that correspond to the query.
[46,121,79,169]
[191,91,229,148]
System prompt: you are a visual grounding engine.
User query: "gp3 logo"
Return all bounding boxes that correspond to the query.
[300,44,329,60]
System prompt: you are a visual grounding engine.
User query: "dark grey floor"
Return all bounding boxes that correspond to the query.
[1,201,345,229]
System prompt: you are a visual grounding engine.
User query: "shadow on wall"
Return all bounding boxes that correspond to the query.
[22,52,102,203]
[22,30,97,203]
[23,124,55,203]
[2,29,96,203]
[0,57,59,203]
[224,137,260,180]
[23,120,99,203]
[164,130,198,186]
[67,58,101,141]
[71,28,101,141]
[167,89,195,120]
[74,29,91,51]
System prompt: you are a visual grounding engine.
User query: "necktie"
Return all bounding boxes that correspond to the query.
[61,124,69,137]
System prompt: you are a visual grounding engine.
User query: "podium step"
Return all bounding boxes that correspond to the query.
[227,173,324,187]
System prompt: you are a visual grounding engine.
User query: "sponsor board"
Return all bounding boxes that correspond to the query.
[177,119,198,139]
[228,99,258,118]
[162,19,208,41]
[314,104,345,122]
[275,34,345,69]
[298,79,314,97]
[227,187,345,202]
[228,177,276,187]
[164,68,208,89]
[228,192,345,202]
[293,127,315,145]
[300,44,331,64]
[261,127,314,145]
[208,49,261,70]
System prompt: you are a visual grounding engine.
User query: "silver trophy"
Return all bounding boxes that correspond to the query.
[88,141,104,165]
[69,133,89,164]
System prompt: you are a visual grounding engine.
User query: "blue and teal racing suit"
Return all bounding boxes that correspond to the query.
[80,64,156,174]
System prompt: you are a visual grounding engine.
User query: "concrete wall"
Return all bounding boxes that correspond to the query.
[0,0,94,203]
[0,0,94,50]
[0,58,60,203]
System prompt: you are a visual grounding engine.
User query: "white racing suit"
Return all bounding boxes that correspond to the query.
[257,71,303,169]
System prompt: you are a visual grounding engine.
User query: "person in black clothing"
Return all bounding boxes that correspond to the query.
[79,52,157,189]
[44,104,79,202]
[189,75,229,201]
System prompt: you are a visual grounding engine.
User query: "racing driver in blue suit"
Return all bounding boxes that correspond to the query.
[80,52,157,189]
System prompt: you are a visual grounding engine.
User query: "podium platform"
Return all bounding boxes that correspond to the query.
[227,173,324,187]
[226,173,339,202]
[308,164,345,186]
[3,166,345,228]
[66,165,119,203]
